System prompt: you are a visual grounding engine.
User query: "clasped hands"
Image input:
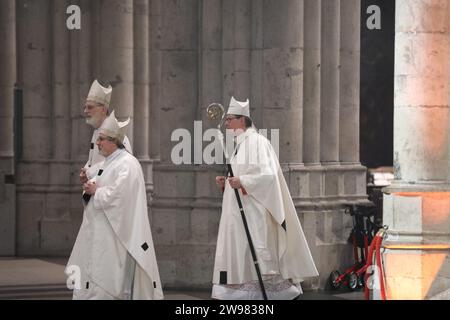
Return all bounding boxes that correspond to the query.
[80,168,97,195]
[215,176,242,189]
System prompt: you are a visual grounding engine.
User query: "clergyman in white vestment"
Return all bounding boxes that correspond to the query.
[79,79,132,184]
[212,97,319,300]
[67,112,163,300]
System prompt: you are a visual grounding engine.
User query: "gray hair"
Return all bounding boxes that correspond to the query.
[106,136,125,149]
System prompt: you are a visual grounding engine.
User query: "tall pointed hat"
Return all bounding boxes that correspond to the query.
[226,96,250,118]
[86,79,112,108]
[98,110,130,143]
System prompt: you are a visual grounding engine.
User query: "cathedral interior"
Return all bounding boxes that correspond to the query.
[0,0,449,299]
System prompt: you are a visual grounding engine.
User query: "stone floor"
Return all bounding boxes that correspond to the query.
[0,257,364,300]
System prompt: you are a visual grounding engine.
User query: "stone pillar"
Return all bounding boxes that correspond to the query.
[222,0,251,101]
[17,0,52,161]
[149,0,162,160]
[262,0,304,163]
[0,0,16,255]
[52,0,71,161]
[150,0,202,288]
[34,0,75,255]
[134,0,150,161]
[302,0,321,165]
[133,0,154,227]
[383,0,450,299]
[298,1,322,289]
[301,0,367,289]
[338,0,366,200]
[250,0,263,127]
[70,0,93,163]
[320,0,340,164]
[16,0,53,254]
[184,0,225,289]
[201,0,222,108]
[199,0,223,160]
[153,0,198,163]
[67,0,94,242]
[96,0,134,141]
[339,0,360,164]
[0,0,16,161]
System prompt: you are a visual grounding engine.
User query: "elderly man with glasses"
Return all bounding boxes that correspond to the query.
[212,96,319,300]
[67,111,163,300]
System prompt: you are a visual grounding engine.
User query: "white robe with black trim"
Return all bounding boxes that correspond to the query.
[212,128,318,298]
[68,149,163,300]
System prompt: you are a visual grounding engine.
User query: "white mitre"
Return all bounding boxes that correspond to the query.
[226,96,250,118]
[86,79,112,108]
[98,110,130,143]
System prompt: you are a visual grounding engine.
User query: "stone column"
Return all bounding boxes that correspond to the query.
[262,0,304,164]
[133,0,154,220]
[0,0,16,255]
[152,0,198,163]
[35,0,75,255]
[17,0,52,161]
[173,0,227,289]
[200,0,223,158]
[148,0,162,159]
[150,0,202,288]
[134,0,150,161]
[70,0,93,163]
[339,0,360,164]
[149,0,162,160]
[302,0,321,165]
[96,0,134,141]
[0,0,16,162]
[383,0,450,300]
[250,0,263,127]
[222,0,251,101]
[16,0,53,254]
[299,3,322,273]
[320,0,340,164]
[338,0,366,200]
[201,0,222,108]
[52,0,71,161]
[68,0,94,241]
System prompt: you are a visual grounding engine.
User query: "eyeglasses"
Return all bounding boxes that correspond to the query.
[225,116,240,122]
[97,136,114,142]
[83,103,103,111]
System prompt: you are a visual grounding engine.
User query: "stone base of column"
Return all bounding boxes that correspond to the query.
[382,248,450,300]
[137,159,154,201]
[381,190,450,299]
[151,163,369,289]
[15,160,79,256]
[15,158,156,256]
[0,156,15,255]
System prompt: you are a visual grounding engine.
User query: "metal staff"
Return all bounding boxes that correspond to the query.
[206,103,268,300]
